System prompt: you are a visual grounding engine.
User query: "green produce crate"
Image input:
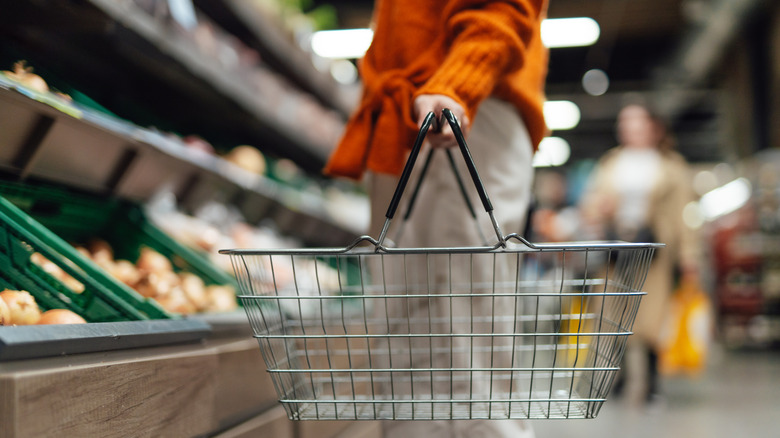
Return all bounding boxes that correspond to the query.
[0,180,238,321]
[0,194,167,321]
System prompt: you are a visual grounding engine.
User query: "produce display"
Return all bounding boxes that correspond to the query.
[24,236,237,316]
[0,289,86,325]
[2,61,48,93]
[0,0,365,327]
[129,0,346,148]
[73,241,237,315]
[1,60,72,102]
[144,198,346,317]
[1,58,366,237]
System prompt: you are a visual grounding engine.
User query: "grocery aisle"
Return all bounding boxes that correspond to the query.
[533,345,780,438]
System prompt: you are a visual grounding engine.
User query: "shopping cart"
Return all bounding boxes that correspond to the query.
[221,110,661,421]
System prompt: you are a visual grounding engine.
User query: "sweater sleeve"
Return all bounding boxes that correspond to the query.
[415,0,545,120]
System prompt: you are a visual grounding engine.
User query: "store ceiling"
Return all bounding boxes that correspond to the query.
[320,0,758,165]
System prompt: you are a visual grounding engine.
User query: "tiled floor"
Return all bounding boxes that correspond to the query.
[532,345,780,438]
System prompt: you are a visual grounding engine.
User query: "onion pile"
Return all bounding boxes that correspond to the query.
[0,289,85,325]
[30,252,85,293]
[78,241,237,314]
[2,61,49,93]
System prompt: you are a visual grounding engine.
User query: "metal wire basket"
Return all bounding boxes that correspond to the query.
[222,110,661,421]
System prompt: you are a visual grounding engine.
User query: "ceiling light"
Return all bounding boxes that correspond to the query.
[311,18,600,59]
[582,69,609,96]
[699,178,751,220]
[543,101,581,131]
[541,17,600,48]
[310,29,374,59]
[533,137,571,167]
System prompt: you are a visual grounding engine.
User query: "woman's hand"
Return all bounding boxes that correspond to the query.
[413,94,470,148]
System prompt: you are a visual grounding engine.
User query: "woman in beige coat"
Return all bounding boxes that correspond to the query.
[580,104,699,404]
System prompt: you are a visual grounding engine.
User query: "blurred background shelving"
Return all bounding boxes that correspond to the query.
[2,0,780,436]
[0,0,355,172]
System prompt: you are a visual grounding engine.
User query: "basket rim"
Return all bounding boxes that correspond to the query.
[219,233,664,256]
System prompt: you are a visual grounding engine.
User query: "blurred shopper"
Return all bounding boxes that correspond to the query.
[325,0,548,436]
[580,103,699,404]
[531,170,581,243]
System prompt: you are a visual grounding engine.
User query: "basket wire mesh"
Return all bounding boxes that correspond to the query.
[222,110,660,420]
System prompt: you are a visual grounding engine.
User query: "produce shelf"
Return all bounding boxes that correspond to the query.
[0,81,360,247]
[0,0,346,172]
[193,0,358,116]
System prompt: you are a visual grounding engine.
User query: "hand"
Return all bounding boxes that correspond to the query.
[413,94,470,148]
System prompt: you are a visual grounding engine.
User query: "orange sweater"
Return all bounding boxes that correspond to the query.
[324,0,548,179]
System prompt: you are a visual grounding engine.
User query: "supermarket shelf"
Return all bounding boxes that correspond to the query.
[87,0,342,169]
[0,319,211,361]
[193,0,358,116]
[0,0,345,172]
[0,82,360,247]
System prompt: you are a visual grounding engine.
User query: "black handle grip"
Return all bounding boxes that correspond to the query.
[442,108,494,213]
[384,111,437,219]
[384,109,494,221]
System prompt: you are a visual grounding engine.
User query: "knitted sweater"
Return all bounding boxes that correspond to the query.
[324,0,548,179]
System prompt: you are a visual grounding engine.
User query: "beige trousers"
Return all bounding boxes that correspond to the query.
[367,98,536,438]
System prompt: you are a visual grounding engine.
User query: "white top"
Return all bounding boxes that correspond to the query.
[611,147,662,231]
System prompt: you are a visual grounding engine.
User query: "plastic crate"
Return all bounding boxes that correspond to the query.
[0,180,238,321]
[0,195,167,321]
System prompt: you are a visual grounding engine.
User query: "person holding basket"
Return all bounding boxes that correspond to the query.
[325,1,549,436]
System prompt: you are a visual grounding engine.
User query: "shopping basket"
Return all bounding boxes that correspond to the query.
[221,110,661,420]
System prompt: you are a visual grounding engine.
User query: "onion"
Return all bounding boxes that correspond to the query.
[195,226,220,251]
[61,276,86,294]
[182,135,215,154]
[110,259,141,286]
[0,297,10,325]
[38,309,86,325]
[30,252,84,293]
[54,92,72,102]
[2,61,49,93]
[87,239,114,261]
[204,285,238,312]
[136,247,172,274]
[30,252,60,276]
[273,158,301,183]
[225,145,266,175]
[0,290,41,325]
[74,246,91,258]
[155,288,197,314]
[179,272,208,311]
[133,271,179,298]
[132,273,157,298]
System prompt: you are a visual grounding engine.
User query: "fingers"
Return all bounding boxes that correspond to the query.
[413,94,470,149]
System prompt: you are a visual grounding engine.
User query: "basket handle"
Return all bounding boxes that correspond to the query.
[377,109,504,247]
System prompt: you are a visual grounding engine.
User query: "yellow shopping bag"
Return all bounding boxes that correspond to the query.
[659,278,713,376]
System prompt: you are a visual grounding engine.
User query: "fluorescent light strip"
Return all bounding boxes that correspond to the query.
[541,18,600,48]
[311,17,600,59]
[699,178,752,220]
[543,101,581,131]
[310,29,374,59]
